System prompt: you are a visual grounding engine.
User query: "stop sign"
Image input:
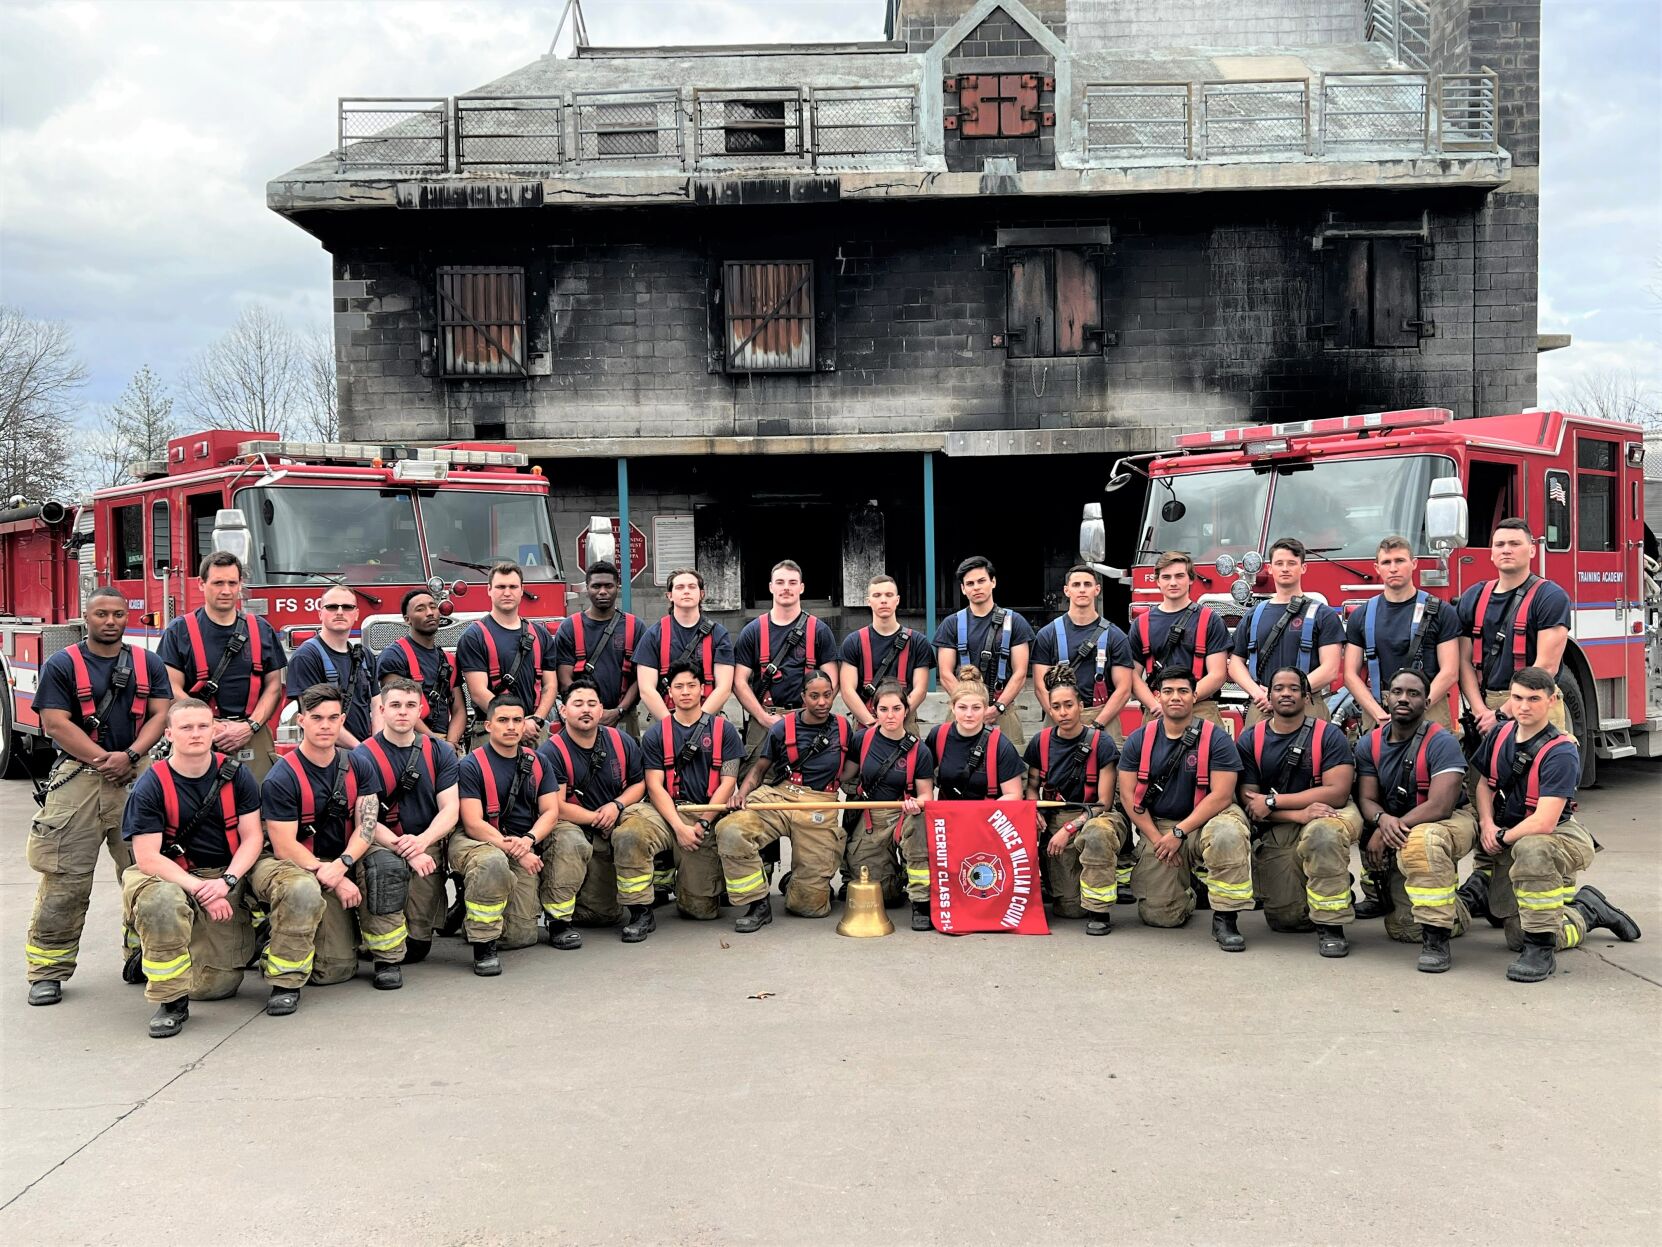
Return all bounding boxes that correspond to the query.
[576,520,648,581]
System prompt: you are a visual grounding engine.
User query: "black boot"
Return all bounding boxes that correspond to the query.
[545,918,583,950]
[1569,886,1642,942]
[621,906,657,943]
[266,987,301,1016]
[148,998,189,1039]
[1459,871,1505,928]
[1315,924,1348,958]
[1352,869,1392,920]
[440,876,466,937]
[1507,930,1557,983]
[735,898,773,934]
[372,962,403,990]
[1085,911,1113,937]
[1417,925,1452,973]
[1192,878,1212,912]
[122,947,144,985]
[403,938,432,965]
[910,902,933,932]
[1212,911,1245,952]
[471,940,501,977]
[28,981,62,1006]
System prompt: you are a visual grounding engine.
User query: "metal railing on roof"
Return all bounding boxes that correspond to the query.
[810,85,918,168]
[1364,0,1431,73]
[1200,79,1310,157]
[692,88,808,168]
[570,89,682,165]
[455,96,564,171]
[1320,71,1428,152]
[1438,70,1500,152]
[338,98,448,173]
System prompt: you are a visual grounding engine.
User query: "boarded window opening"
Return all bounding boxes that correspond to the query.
[1006,249,1102,358]
[594,102,659,157]
[723,260,815,373]
[1320,238,1422,349]
[437,265,527,378]
[724,100,787,154]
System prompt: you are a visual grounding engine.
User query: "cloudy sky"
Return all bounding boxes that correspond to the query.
[1,0,1657,417]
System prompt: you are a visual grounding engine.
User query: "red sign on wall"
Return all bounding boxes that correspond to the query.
[575,519,648,581]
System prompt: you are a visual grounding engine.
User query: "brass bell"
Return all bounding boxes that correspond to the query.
[836,866,895,938]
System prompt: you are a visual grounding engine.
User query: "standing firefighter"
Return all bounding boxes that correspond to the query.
[456,561,559,748]
[351,677,461,977]
[251,684,381,1015]
[25,587,171,1006]
[935,556,1034,752]
[553,561,643,736]
[1128,553,1229,728]
[158,552,286,778]
[1119,665,1253,951]
[1030,565,1134,734]
[839,682,936,923]
[719,670,853,934]
[376,587,466,747]
[840,574,932,732]
[1025,669,1121,936]
[1354,669,1475,973]
[1226,539,1344,727]
[634,664,744,939]
[450,695,561,975]
[633,568,736,724]
[1237,667,1361,957]
[1343,536,1462,732]
[286,586,378,748]
[735,559,839,755]
[120,698,263,1038]
[1473,667,1641,982]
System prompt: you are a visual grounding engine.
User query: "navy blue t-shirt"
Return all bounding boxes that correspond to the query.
[455,617,556,711]
[929,725,1028,800]
[538,728,644,811]
[1230,599,1345,680]
[1031,616,1134,706]
[375,637,457,735]
[1121,722,1243,821]
[1457,578,1574,692]
[933,607,1035,691]
[850,727,936,801]
[1238,719,1353,796]
[1129,605,1231,682]
[761,712,853,792]
[121,757,262,869]
[552,611,641,710]
[351,733,459,836]
[1344,592,1462,699]
[632,614,736,691]
[1023,726,1120,804]
[1480,725,1579,828]
[458,746,559,837]
[1355,725,1469,816]
[734,613,838,709]
[158,609,286,718]
[840,626,934,707]
[34,643,171,753]
[261,748,380,859]
[286,638,376,741]
[641,714,744,803]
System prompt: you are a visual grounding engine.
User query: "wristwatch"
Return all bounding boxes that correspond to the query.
[1264,792,1279,811]
[1172,826,1188,842]
[124,748,141,766]
[339,853,356,870]
[220,872,240,891]
[994,701,1007,715]
[613,799,626,816]
[248,717,264,734]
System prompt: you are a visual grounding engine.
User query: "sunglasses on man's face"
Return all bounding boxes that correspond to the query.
[322,604,356,612]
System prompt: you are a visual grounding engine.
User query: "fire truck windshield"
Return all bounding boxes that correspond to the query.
[241,486,425,586]
[1265,454,1454,558]
[419,490,561,583]
[1140,469,1270,562]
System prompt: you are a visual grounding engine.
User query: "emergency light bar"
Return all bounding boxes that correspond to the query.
[237,439,529,469]
[1172,408,1453,449]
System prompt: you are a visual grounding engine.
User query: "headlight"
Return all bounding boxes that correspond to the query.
[1241,550,1265,575]
[1215,554,1237,577]
[1231,578,1255,606]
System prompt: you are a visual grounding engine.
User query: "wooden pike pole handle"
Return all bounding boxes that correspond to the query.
[674,799,1076,813]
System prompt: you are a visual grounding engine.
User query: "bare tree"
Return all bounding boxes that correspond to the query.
[180,304,300,438]
[77,364,179,491]
[1546,367,1662,432]
[294,327,341,441]
[0,306,85,504]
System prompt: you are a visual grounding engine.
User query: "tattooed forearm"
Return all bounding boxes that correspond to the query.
[354,794,380,849]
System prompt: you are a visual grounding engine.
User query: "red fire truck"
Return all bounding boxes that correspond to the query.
[1081,407,1660,782]
[0,430,567,773]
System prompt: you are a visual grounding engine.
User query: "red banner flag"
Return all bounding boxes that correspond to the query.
[927,799,1049,935]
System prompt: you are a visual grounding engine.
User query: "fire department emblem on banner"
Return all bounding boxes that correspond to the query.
[927,799,1049,935]
[958,852,1007,900]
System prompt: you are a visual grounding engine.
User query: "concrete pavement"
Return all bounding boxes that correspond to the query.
[2,760,1659,1246]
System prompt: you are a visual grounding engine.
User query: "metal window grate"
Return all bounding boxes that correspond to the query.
[810,86,917,165]
[1201,80,1309,157]
[1437,71,1499,152]
[572,90,683,164]
[695,89,805,167]
[437,266,527,378]
[456,96,563,171]
[1084,84,1191,159]
[1320,73,1428,153]
[338,98,448,172]
[1365,0,1431,73]
[723,260,814,372]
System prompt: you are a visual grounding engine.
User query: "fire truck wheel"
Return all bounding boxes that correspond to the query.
[0,670,20,779]
[1555,668,1596,789]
